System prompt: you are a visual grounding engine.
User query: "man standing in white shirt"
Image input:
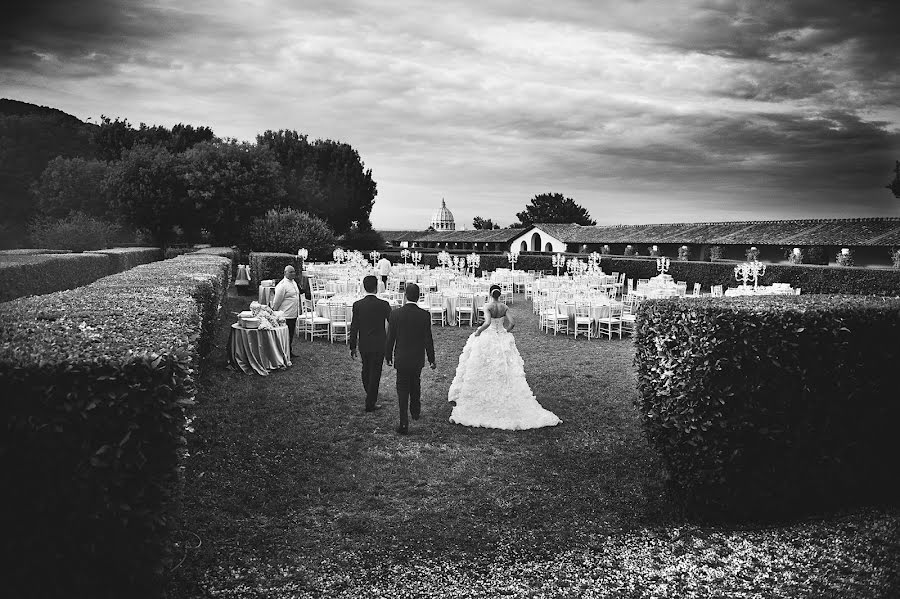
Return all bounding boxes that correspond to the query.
[272,265,301,358]
[377,255,392,287]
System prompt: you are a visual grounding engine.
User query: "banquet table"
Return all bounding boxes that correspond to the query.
[440,291,489,326]
[558,300,621,334]
[315,293,402,323]
[724,285,796,297]
[227,323,291,376]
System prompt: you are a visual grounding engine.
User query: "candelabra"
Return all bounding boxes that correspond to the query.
[369,250,380,267]
[734,260,766,290]
[506,250,519,271]
[332,248,345,263]
[551,253,565,277]
[297,248,308,261]
[466,252,480,276]
[656,257,670,275]
[400,248,411,264]
[411,251,422,266]
[567,258,586,276]
[437,250,451,268]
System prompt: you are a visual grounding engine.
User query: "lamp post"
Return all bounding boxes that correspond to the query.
[400,248,411,264]
[411,251,422,267]
[297,248,308,263]
[589,251,602,272]
[332,248,345,263]
[551,253,565,276]
[437,250,451,269]
[656,257,670,275]
[369,250,380,267]
[506,250,519,271]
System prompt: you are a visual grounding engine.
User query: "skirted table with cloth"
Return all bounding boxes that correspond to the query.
[228,323,291,375]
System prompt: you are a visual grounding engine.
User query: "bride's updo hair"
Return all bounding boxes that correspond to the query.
[489,284,502,300]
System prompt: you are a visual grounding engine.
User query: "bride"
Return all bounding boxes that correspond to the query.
[448,284,561,429]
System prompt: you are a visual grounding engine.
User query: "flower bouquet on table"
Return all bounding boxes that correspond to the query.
[248,301,285,330]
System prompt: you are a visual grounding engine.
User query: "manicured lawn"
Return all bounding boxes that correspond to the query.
[168,291,900,598]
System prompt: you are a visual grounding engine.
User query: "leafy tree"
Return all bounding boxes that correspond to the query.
[247,208,335,260]
[27,211,112,251]
[341,220,386,251]
[888,160,900,199]
[93,116,216,161]
[103,144,190,249]
[180,141,285,245]
[32,157,110,219]
[472,216,500,230]
[256,130,377,234]
[515,193,596,226]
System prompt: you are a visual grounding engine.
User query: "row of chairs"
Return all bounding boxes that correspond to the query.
[537,295,641,340]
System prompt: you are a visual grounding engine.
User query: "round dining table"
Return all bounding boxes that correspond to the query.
[227,323,291,375]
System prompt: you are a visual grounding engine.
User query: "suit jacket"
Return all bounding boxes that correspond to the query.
[349,294,392,353]
[386,303,435,370]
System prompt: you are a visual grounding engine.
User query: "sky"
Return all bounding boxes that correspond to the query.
[2,0,899,229]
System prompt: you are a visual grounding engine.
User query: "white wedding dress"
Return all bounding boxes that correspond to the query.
[448,304,561,430]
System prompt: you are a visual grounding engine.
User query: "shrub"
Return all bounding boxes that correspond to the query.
[193,246,239,281]
[709,245,723,261]
[892,248,900,269]
[601,244,611,255]
[247,208,335,260]
[836,248,854,267]
[678,245,690,261]
[28,211,113,251]
[88,246,163,274]
[341,223,387,251]
[786,247,803,264]
[806,245,828,265]
[634,295,900,518]
[745,246,760,261]
[165,246,197,260]
[249,251,304,286]
[0,253,229,598]
[623,245,635,256]
[0,253,111,302]
[648,246,660,257]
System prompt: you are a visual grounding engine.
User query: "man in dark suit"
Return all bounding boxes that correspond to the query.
[349,275,392,412]
[385,283,436,435]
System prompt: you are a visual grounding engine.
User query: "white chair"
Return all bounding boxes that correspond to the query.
[326,301,350,344]
[500,282,513,304]
[572,303,592,339]
[712,285,724,297]
[621,296,638,337]
[456,293,475,327]
[596,302,623,340]
[693,282,702,296]
[304,299,331,341]
[427,293,446,326]
[546,301,570,336]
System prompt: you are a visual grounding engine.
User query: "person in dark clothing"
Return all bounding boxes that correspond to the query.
[349,275,392,412]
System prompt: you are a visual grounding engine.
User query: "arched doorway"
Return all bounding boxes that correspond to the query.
[520,241,527,252]
[531,232,541,251]
[545,242,552,252]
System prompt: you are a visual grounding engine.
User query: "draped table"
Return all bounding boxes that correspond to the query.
[315,293,402,322]
[227,323,291,375]
[558,299,622,334]
[441,291,489,326]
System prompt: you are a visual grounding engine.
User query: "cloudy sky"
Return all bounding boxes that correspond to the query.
[3,0,899,229]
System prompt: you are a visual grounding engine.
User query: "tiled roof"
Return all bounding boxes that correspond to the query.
[566,218,900,246]
[526,223,586,241]
[377,230,430,242]
[414,228,527,243]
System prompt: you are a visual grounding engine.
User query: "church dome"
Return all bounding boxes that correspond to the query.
[430,199,456,231]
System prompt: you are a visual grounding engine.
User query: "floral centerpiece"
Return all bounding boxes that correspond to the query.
[248,301,286,330]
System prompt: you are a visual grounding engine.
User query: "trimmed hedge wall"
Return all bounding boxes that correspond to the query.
[249,251,304,286]
[89,246,163,274]
[0,253,230,598]
[194,246,239,280]
[0,248,73,255]
[634,295,900,518]
[0,253,112,302]
[377,252,900,295]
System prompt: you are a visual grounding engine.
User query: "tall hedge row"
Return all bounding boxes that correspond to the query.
[634,295,900,518]
[88,246,163,274]
[0,253,112,302]
[375,252,900,296]
[0,253,231,599]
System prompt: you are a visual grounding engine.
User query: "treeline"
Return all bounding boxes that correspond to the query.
[0,100,378,250]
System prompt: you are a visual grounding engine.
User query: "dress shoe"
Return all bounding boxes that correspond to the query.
[396,425,408,435]
[411,411,420,421]
[365,405,383,412]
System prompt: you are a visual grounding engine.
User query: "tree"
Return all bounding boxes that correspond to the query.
[256,130,377,234]
[472,216,500,230]
[180,141,285,245]
[888,160,900,199]
[247,208,335,260]
[515,193,596,226]
[32,157,110,219]
[341,220,386,251]
[102,144,189,249]
[93,116,216,161]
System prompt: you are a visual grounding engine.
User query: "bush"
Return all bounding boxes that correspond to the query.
[165,246,197,260]
[678,245,690,261]
[892,248,900,269]
[247,208,335,260]
[0,253,111,302]
[28,211,113,251]
[709,245,723,261]
[634,295,900,518]
[88,246,163,274]
[836,249,854,267]
[193,246,239,281]
[0,253,230,598]
[340,224,387,251]
[249,251,304,286]
[0,248,73,255]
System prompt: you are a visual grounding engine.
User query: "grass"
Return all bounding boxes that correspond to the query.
[168,291,900,598]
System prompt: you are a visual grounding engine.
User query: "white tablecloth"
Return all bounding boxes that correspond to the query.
[228,323,291,375]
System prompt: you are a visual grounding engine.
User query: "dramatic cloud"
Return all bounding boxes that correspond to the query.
[2,0,898,227]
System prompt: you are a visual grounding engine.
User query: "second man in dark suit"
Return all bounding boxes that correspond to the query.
[349,275,392,412]
[385,283,436,435]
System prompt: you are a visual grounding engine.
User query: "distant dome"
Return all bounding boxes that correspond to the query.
[430,198,456,231]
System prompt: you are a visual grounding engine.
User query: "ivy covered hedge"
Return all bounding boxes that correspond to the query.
[89,246,163,274]
[634,295,900,518]
[249,251,303,286]
[0,253,230,598]
[0,252,112,302]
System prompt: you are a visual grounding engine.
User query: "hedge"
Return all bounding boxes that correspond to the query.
[0,253,112,302]
[0,253,230,598]
[0,248,73,255]
[194,246,239,280]
[634,294,900,518]
[88,246,163,274]
[376,252,900,296]
[249,251,304,286]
